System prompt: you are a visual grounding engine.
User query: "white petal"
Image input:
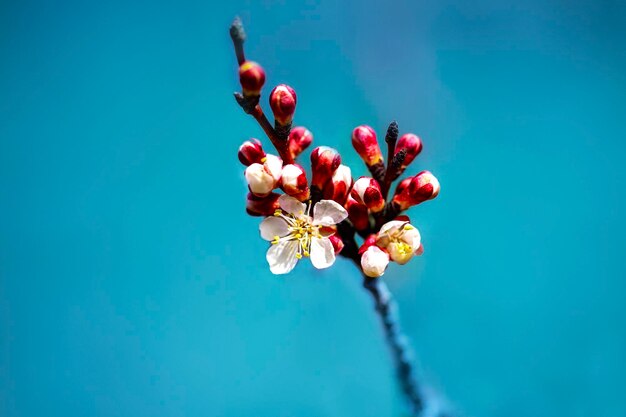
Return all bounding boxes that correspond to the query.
[264,154,283,181]
[245,163,275,195]
[259,217,290,241]
[278,194,306,216]
[378,220,404,237]
[309,237,335,269]
[402,226,421,249]
[312,199,348,226]
[266,240,299,274]
[361,246,389,278]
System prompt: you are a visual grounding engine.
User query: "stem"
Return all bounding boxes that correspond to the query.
[381,121,399,199]
[250,105,293,163]
[338,223,450,417]
[230,17,246,65]
[231,18,294,164]
[362,276,425,415]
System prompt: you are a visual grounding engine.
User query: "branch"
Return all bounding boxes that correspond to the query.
[339,223,451,417]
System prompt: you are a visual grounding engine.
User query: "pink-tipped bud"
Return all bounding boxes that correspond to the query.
[288,126,313,159]
[244,154,282,197]
[394,178,412,197]
[392,170,440,210]
[323,164,352,205]
[358,234,378,255]
[351,177,385,213]
[280,164,310,201]
[238,138,266,166]
[395,133,423,169]
[346,196,370,231]
[361,245,390,278]
[328,235,345,255]
[246,192,280,216]
[352,125,383,166]
[269,84,297,125]
[239,61,266,96]
[310,146,341,188]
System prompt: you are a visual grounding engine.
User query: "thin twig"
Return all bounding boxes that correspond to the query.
[381,121,399,199]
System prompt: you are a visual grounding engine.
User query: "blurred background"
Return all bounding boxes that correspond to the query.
[2,0,626,416]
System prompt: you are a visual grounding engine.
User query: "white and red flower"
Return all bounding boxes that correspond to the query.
[259,195,348,274]
[375,220,421,265]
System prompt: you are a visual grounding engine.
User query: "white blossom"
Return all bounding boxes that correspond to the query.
[259,195,348,274]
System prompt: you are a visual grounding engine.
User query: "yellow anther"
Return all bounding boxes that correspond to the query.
[295,253,302,259]
[303,251,310,257]
[260,157,267,163]
[403,224,414,230]
[273,209,282,216]
[295,233,302,239]
[271,236,280,244]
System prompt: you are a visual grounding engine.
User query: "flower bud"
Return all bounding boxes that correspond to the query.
[328,235,345,255]
[288,126,313,159]
[346,196,369,231]
[395,133,423,169]
[238,61,266,96]
[394,178,412,197]
[269,84,297,125]
[244,154,282,197]
[350,177,385,213]
[280,164,310,201]
[323,164,352,205]
[310,146,341,188]
[246,192,280,216]
[358,234,378,255]
[238,138,266,166]
[361,245,390,278]
[352,125,383,166]
[392,170,440,210]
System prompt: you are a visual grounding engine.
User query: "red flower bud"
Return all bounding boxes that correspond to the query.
[280,164,310,201]
[238,61,266,96]
[358,234,378,255]
[346,196,370,231]
[394,178,412,197]
[350,177,385,213]
[246,192,280,216]
[244,154,282,197]
[328,235,345,255]
[392,170,440,210]
[395,133,423,169]
[269,84,297,125]
[352,125,383,166]
[323,164,352,205]
[310,146,341,188]
[238,138,266,166]
[288,126,313,159]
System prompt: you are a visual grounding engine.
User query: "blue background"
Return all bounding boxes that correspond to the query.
[2,1,626,416]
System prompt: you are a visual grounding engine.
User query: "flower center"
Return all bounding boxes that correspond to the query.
[381,222,416,254]
[271,209,321,259]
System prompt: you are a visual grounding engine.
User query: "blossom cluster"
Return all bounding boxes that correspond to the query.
[234,45,439,278]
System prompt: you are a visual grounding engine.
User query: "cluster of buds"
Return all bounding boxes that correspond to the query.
[232,17,440,278]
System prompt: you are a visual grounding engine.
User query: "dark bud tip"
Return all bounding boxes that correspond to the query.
[385,121,399,144]
[391,148,407,170]
[230,16,246,42]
